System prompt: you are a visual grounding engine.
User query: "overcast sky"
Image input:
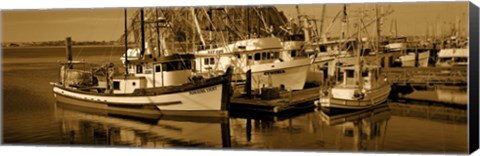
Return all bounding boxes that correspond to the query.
[1,1,468,42]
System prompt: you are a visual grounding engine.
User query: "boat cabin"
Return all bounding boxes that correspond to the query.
[194,37,284,73]
[114,54,195,94]
[338,65,383,89]
[281,41,308,61]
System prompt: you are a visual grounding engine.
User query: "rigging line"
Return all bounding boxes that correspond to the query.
[221,8,246,40]
[155,9,189,69]
[201,8,231,72]
[253,7,271,36]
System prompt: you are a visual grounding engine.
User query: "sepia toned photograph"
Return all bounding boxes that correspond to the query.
[1,1,474,155]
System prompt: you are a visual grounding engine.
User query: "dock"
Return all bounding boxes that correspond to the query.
[385,67,467,86]
[229,87,320,113]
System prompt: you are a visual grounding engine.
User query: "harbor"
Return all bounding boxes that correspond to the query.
[1,2,470,154]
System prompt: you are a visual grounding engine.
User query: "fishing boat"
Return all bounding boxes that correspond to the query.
[319,27,391,110]
[436,48,468,67]
[50,9,233,119]
[436,35,468,67]
[319,64,391,110]
[188,7,312,91]
[194,36,312,91]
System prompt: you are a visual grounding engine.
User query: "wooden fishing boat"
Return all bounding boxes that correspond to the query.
[50,9,233,118]
[319,65,391,110]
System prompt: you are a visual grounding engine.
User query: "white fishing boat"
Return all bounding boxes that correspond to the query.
[280,37,336,85]
[194,37,312,91]
[50,9,233,118]
[319,64,391,110]
[399,50,430,67]
[436,48,468,67]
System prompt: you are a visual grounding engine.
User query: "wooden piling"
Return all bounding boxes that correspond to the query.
[245,70,252,99]
[65,37,73,69]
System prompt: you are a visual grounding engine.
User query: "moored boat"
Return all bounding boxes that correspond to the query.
[50,9,233,119]
[319,64,391,110]
[399,50,430,67]
[436,48,468,67]
[194,37,312,91]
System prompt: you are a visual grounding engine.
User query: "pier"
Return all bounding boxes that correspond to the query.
[385,67,467,86]
[229,87,320,113]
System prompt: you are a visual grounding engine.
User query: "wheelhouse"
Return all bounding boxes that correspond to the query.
[114,54,195,94]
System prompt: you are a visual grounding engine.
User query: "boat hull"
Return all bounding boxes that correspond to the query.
[319,84,391,110]
[400,51,430,67]
[250,58,311,90]
[52,82,228,118]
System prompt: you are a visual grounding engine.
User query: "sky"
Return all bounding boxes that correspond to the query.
[1,1,469,42]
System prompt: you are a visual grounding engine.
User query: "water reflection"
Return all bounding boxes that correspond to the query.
[318,105,391,151]
[54,102,231,148]
[435,86,467,105]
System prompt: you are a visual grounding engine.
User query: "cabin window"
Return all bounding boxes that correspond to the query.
[204,58,209,65]
[163,61,192,71]
[113,81,120,90]
[204,58,215,65]
[270,52,279,59]
[155,65,161,72]
[319,45,327,52]
[291,50,297,57]
[254,53,261,61]
[362,70,369,77]
[346,70,354,78]
[235,54,241,58]
[262,52,268,60]
[439,57,452,62]
[210,58,215,65]
[136,65,143,74]
[132,82,136,86]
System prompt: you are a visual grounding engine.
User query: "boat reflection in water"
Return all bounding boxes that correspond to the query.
[435,85,467,106]
[54,101,231,148]
[318,104,391,151]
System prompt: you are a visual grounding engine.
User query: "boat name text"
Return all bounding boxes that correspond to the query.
[189,86,217,95]
[264,69,285,75]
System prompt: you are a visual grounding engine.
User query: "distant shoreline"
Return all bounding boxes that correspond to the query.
[2,45,126,49]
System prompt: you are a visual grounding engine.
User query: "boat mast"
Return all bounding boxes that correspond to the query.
[140,8,146,58]
[319,4,326,42]
[375,4,381,52]
[356,25,363,89]
[124,9,129,76]
[341,4,348,51]
[155,8,162,57]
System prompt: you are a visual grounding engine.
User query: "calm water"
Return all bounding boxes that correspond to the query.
[2,47,468,154]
